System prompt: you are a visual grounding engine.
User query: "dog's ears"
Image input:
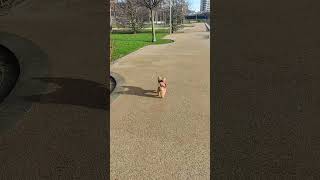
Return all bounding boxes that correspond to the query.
[158,76,162,81]
[163,78,166,82]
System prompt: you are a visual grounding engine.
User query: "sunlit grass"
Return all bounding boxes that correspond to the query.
[111,31,173,61]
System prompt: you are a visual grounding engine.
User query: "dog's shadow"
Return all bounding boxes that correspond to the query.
[116,86,161,98]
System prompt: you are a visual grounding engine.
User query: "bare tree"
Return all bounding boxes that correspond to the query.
[110,0,117,28]
[170,0,188,31]
[140,0,163,42]
[180,0,189,24]
[117,0,148,33]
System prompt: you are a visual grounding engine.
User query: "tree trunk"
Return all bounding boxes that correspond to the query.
[151,9,157,42]
[132,23,137,34]
[163,11,165,27]
[169,0,172,34]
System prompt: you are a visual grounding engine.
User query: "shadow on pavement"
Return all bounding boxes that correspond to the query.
[0,31,49,134]
[197,34,210,39]
[203,35,210,39]
[117,86,160,98]
[23,77,107,110]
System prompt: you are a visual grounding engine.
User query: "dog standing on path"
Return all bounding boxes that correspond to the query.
[157,76,167,98]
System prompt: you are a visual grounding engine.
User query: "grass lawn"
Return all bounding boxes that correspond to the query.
[111,28,169,34]
[111,31,173,61]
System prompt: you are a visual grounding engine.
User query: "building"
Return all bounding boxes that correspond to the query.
[200,0,210,12]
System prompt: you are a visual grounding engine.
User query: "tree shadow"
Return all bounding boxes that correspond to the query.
[23,77,108,110]
[116,86,160,98]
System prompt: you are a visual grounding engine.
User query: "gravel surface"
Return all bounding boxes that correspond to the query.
[110,23,210,179]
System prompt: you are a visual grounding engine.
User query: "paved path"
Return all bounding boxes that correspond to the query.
[110,23,210,179]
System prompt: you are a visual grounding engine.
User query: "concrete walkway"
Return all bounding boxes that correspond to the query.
[110,23,210,179]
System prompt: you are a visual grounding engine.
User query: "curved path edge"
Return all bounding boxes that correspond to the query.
[110,71,125,104]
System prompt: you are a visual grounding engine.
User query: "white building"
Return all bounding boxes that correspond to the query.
[200,0,210,12]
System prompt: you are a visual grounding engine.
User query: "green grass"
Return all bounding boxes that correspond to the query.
[112,28,169,34]
[111,31,173,61]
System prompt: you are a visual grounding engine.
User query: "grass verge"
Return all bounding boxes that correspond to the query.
[111,31,173,61]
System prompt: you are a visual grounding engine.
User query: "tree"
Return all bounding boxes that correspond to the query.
[140,0,163,42]
[169,0,172,34]
[170,0,188,32]
[110,0,117,28]
[117,0,148,34]
[171,0,178,31]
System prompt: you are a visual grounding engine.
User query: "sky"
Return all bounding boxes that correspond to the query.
[189,0,200,12]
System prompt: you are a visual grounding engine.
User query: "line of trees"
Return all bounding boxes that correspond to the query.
[111,0,190,41]
[116,0,149,34]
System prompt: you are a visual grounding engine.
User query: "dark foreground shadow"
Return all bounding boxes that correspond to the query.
[23,77,107,110]
[117,86,160,98]
[0,31,49,133]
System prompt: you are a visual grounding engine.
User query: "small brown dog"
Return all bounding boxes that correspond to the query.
[157,76,167,98]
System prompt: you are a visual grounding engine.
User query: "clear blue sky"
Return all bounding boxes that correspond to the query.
[189,0,200,12]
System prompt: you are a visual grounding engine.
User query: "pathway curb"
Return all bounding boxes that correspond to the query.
[205,23,210,31]
[110,71,125,104]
